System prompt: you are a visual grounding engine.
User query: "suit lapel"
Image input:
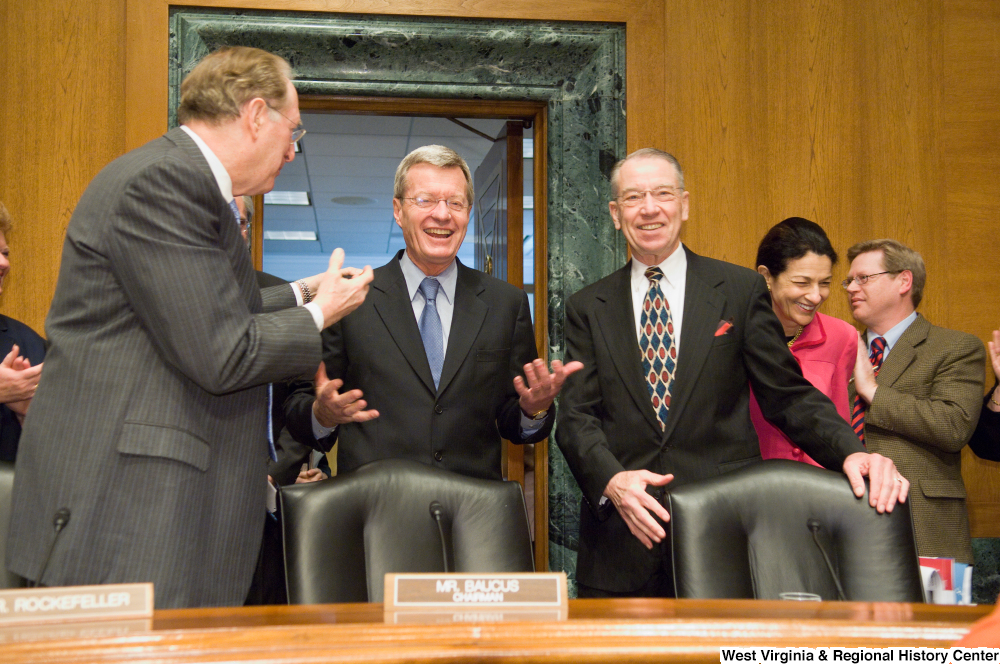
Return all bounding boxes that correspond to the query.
[872,315,927,388]
[371,258,437,394]
[660,251,725,442]
[439,262,488,395]
[596,263,662,434]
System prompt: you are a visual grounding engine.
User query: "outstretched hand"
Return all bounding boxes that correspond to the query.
[311,361,379,428]
[987,330,1000,413]
[514,359,584,415]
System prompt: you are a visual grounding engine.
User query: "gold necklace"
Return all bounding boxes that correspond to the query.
[787,326,803,347]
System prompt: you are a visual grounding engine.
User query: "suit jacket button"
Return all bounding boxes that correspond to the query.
[434,451,444,462]
[434,405,444,414]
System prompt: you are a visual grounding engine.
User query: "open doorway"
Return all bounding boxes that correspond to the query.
[257,98,551,567]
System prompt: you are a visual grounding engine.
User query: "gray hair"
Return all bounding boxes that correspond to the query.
[177,46,293,125]
[393,145,473,205]
[609,148,685,199]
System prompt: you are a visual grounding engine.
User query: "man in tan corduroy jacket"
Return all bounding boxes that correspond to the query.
[847,239,984,563]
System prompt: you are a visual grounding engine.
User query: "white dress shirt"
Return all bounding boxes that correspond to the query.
[867,310,918,362]
[630,243,687,354]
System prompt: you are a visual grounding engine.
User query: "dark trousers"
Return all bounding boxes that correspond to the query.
[576,536,675,598]
[245,513,288,605]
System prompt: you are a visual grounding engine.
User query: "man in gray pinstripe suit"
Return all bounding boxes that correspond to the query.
[5,47,373,608]
[848,239,984,563]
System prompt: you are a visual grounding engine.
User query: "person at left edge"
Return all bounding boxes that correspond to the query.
[5,46,373,609]
[0,200,46,462]
[283,145,583,480]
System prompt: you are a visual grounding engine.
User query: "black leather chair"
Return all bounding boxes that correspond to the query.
[668,459,924,601]
[0,461,27,589]
[279,459,534,603]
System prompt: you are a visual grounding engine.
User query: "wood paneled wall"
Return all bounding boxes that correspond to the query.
[2,0,998,533]
[665,1,943,325]
[942,0,1000,534]
[0,0,125,331]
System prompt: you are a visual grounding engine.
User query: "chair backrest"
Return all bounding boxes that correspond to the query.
[0,461,26,589]
[668,459,924,602]
[280,458,534,604]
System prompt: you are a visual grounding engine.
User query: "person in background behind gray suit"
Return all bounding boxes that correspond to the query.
[6,46,373,608]
[234,194,327,487]
[234,195,324,607]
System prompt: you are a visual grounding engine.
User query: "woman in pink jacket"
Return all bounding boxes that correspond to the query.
[750,217,858,466]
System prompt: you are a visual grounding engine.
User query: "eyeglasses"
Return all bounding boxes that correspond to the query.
[617,187,683,207]
[841,271,897,289]
[403,196,470,212]
[265,102,307,144]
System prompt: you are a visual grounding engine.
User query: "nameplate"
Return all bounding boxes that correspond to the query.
[387,609,566,624]
[384,572,567,612]
[0,618,152,644]
[0,583,154,625]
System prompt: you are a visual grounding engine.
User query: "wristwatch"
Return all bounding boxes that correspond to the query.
[525,408,549,421]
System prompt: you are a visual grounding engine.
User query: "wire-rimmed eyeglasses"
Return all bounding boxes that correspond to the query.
[841,271,897,289]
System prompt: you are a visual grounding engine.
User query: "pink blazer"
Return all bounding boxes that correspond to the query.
[750,312,858,466]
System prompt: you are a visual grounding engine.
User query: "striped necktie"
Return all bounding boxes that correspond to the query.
[851,336,887,443]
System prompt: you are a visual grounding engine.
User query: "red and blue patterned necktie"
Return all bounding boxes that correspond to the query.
[639,267,676,430]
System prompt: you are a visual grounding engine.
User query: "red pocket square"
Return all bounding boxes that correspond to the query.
[715,319,734,336]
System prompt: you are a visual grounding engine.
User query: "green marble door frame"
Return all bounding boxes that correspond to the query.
[170,9,626,587]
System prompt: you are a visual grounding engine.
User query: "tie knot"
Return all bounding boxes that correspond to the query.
[870,336,886,353]
[419,277,441,302]
[645,267,664,284]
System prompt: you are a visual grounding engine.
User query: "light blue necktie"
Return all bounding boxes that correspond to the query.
[231,198,277,461]
[419,278,444,390]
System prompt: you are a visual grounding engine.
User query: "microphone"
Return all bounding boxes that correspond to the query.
[429,501,450,573]
[34,508,71,588]
[807,518,846,601]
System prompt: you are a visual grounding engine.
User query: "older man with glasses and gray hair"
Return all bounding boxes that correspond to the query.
[283,144,582,482]
[6,46,372,609]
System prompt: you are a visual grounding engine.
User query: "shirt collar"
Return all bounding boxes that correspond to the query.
[399,252,457,306]
[870,310,918,352]
[180,125,234,203]
[630,242,687,287]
